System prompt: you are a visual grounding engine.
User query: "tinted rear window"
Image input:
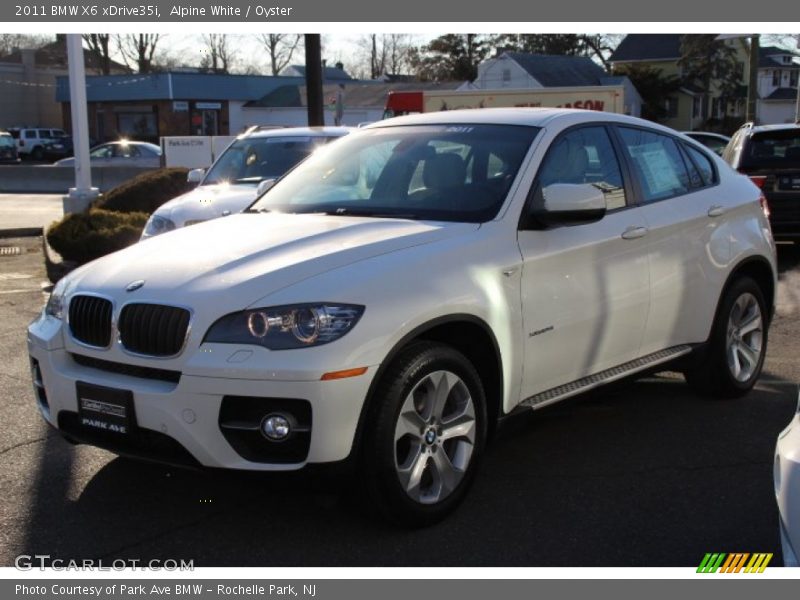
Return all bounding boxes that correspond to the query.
[742,130,800,169]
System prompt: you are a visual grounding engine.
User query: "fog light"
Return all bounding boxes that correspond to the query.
[261,414,291,441]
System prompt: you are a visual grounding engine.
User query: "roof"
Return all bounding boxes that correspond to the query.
[284,64,353,81]
[245,81,464,109]
[759,45,800,68]
[242,126,352,139]
[372,107,678,135]
[0,37,128,72]
[502,52,608,86]
[609,34,683,63]
[764,87,800,101]
[56,72,308,103]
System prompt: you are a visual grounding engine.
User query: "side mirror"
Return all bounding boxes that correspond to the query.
[530,183,606,227]
[256,178,276,196]
[187,168,206,184]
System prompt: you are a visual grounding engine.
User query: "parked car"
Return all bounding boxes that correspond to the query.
[28,109,777,525]
[775,388,800,567]
[0,130,19,163]
[42,136,97,162]
[723,123,800,241]
[682,131,731,156]
[141,127,351,239]
[7,127,67,160]
[54,141,162,168]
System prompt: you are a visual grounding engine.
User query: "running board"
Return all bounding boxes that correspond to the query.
[521,345,692,410]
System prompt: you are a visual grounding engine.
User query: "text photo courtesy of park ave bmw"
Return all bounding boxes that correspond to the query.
[1,0,800,586]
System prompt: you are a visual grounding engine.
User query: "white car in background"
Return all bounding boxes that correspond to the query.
[141,127,351,238]
[29,109,777,525]
[55,141,162,168]
[775,388,800,566]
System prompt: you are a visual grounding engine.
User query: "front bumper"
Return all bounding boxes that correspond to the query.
[28,321,376,471]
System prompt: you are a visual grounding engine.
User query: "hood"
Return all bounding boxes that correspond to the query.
[70,212,477,314]
[154,183,260,225]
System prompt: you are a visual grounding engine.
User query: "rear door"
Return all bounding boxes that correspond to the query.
[614,126,722,353]
[517,125,651,398]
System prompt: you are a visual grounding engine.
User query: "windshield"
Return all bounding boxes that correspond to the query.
[249,124,539,222]
[203,136,337,185]
[742,130,800,169]
[0,135,13,148]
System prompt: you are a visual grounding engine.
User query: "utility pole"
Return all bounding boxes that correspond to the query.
[746,34,759,124]
[304,34,324,127]
[64,34,98,213]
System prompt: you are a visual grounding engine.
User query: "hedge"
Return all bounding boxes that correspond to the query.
[92,167,191,214]
[47,209,149,265]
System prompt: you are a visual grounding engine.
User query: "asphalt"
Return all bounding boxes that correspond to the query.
[0,237,798,567]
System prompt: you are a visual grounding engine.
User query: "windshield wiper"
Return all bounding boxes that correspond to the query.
[322,208,420,219]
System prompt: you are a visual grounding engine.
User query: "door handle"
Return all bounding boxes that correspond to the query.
[707,205,726,218]
[621,226,648,240]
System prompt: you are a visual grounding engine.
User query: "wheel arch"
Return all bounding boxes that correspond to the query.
[351,314,504,461]
[720,255,776,327]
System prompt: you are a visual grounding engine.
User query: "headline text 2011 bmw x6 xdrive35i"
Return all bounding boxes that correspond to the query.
[28,109,777,525]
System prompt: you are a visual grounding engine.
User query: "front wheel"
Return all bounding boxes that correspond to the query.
[684,277,768,398]
[361,342,487,526]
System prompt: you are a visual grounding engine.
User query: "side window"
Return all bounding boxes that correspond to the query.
[537,126,627,210]
[684,144,717,187]
[618,127,691,203]
[24,130,37,139]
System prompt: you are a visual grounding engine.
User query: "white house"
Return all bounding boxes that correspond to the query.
[472,52,642,117]
[756,45,800,124]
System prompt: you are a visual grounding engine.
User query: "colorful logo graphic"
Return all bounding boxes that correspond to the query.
[697,553,773,573]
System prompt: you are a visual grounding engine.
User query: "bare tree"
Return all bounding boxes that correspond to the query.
[353,34,413,79]
[0,33,50,57]
[200,34,236,73]
[116,34,162,73]
[258,34,302,75]
[82,34,112,74]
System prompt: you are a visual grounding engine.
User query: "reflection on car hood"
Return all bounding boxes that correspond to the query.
[70,212,477,314]
[154,183,260,225]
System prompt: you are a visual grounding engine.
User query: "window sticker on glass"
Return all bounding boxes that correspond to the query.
[628,143,682,197]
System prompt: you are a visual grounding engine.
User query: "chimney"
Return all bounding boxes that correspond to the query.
[335,61,344,71]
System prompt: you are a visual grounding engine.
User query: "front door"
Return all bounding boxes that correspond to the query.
[517,125,651,399]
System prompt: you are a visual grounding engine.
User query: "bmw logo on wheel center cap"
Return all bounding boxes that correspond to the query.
[425,429,437,445]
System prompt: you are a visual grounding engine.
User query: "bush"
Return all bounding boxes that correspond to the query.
[47,209,149,265]
[92,167,191,214]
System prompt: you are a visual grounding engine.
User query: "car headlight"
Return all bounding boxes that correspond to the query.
[204,304,364,350]
[45,277,69,319]
[143,214,176,237]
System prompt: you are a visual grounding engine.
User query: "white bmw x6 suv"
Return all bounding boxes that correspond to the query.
[28,109,777,525]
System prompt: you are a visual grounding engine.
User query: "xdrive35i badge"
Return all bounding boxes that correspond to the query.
[125,280,145,292]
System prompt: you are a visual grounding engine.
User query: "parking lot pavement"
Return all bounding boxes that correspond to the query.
[0,238,798,567]
[0,194,63,236]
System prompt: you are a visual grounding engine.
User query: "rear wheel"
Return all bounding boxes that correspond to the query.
[31,146,44,161]
[684,277,768,398]
[361,342,487,526]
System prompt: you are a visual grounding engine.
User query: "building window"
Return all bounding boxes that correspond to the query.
[665,97,679,118]
[117,113,157,138]
[790,70,799,88]
[501,68,511,85]
[773,70,781,86]
[692,96,702,119]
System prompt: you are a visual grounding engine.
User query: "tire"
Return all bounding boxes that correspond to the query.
[684,276,768,398]
[360,342,487,527]
[31,146,44,161]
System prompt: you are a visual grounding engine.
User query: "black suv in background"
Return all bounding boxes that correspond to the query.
[723,123,800,241]
[0,131,19,163]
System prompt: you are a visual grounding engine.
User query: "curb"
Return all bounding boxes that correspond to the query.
[41,225,78,284]
[0,227,43,239]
